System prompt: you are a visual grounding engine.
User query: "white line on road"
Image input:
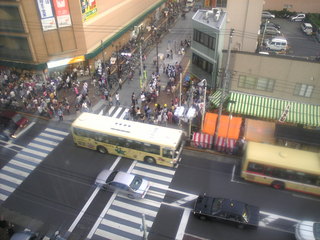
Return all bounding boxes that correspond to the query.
[86,193,117,240]
[67,187,100,233]
[175,208,191,240]
[67,156,122,235]
[14,122,35,138]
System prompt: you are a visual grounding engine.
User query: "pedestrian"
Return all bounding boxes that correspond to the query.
[170,49,173,59]
[115,92,120,106]
[131,92,136,106]
[118,78,123,90]
[57,108,63,121]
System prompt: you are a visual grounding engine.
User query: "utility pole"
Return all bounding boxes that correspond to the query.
[260,19,269,49]
[156,33,159,74]
[101,40,105,72]
[214,28,234,148]
[139,41,144,89]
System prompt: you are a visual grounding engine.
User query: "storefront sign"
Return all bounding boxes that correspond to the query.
[47,55,85,69]
[36,0,57,31]
[80,0,97,22]
[52,0,72,28]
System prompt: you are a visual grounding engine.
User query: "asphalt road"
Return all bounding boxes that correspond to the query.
[1,117,320,240]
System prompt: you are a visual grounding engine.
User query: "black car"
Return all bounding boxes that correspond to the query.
[193,194,260,228]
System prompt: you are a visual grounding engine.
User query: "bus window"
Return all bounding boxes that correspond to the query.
[163,148,174,158]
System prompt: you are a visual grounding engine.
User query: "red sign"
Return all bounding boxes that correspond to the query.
[52,0,72,28]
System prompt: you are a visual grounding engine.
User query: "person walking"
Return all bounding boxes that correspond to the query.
[118,78,123,90]
[57,108,63,121]
[115,92,120,106]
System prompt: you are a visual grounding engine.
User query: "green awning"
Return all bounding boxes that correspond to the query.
[227,91,320,127]
[209,89,222,107]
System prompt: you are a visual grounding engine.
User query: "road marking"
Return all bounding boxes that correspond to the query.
[119,108,129,119]
[67,156,122,235]
[175,208,191,240]
[14,122,35,138]
[67,187,100,233]
[170,194,198,207]
[260,211,299,223]
[86,193,117,239]
[108,106,115,116]
[98,109,103,115]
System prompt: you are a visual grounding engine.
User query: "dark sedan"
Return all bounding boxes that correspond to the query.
[193,194,260,228]
[0,111,29,138]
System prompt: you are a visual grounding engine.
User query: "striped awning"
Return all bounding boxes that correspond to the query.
[227,92,320,127]
[209,89,222,107]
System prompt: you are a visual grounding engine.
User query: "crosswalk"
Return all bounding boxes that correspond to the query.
[91,162,176,240]
[0,127,68,204]
[100,106,129,119]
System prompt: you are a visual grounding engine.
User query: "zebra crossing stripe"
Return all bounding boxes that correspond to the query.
[44,128,68,136]
[28,142,54,152]
[131,169,173,182]
[107,209,153,227]
[119,108,129,119]
[2,166,29,178]
[39,133,64,141]
[113,107,123,118]
[135,162,176,175]
[0,127,67,203]
[108,106,115,116]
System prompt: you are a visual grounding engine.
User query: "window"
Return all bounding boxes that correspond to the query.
[238,75,275,92]
[192,53,213,74]
[193,29,216,50]
[216,0,227,8]
[294,84,313,98]
[163,148,174,158]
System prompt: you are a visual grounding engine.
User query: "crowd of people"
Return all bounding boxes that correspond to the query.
[0,66,92,120]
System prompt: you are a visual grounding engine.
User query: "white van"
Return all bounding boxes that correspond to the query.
[265,36,287,51]
[186,0,195,8]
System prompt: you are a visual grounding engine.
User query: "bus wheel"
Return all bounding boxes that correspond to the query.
[271,181,284,190]
[144,156,156,165]
[97,146,107,154]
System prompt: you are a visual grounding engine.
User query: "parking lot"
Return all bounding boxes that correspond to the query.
[263,18,320,57]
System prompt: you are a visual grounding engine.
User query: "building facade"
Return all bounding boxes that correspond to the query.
[203,0,264,52]
[224,51,320,105]
[0,0,166,70]
[191,9,226,88]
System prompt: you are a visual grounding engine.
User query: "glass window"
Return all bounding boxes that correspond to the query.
[163,148,174,158]
[294,83,314,98]
[216,0,227,8]
[239,75,274,92]
[247,162,264,173]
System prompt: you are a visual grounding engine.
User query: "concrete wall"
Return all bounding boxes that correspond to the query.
[224,0,264,52]
[223,51,320,105]
[263,0,320,13]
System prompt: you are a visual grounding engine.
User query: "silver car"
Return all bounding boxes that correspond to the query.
[95,170,150,199]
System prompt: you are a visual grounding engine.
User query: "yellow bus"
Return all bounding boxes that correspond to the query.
[71,112,185,167]
[241,141,320,196]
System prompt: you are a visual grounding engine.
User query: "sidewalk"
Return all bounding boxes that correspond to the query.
[56,10,194,123]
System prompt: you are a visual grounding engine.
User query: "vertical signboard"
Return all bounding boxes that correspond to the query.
[36,0,57,31]
[52,0,72,28]
[80,0,97,22]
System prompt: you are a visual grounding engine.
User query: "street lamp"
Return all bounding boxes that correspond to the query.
[198,79,207,132]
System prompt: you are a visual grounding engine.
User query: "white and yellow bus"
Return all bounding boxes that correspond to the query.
[71,112,185,167]
[241,141,320,196]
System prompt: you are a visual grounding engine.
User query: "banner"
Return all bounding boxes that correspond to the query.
[52,0,72,28]
[36,0,57,31]
[80,0,97,22]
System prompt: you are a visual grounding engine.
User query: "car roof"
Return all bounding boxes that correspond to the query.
[303,23,313,27]
[219,198,246,215]
[113,171,134,185]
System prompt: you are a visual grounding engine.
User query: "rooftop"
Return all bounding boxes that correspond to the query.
[192,8,226,29]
